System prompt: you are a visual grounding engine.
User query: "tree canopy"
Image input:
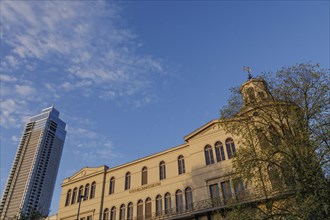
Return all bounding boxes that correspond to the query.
[219,63,329,220]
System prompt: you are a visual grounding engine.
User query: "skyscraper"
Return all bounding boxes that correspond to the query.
[0,107,66,219]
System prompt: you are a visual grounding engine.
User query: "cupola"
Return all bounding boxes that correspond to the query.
[240,78,270,106]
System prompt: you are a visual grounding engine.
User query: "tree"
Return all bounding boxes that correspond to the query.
[219,63,329,219]
[18,210,46,220]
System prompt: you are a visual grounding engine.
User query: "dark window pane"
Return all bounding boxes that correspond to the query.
[145,198,152,219]
[221,181,232,204]
[137,200,143,220]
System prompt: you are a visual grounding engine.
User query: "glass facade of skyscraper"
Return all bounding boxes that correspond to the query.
[0,107,66,219]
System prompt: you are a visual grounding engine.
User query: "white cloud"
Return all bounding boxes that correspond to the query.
[15,84,35,96]
[0,74,17,82]
[68,127,98,139]
[0,1,168,168]
[11,135,19,143]
[0,99,30,128]
[66,125,121,162]
[5,56,19,67]
[1,1,166,102]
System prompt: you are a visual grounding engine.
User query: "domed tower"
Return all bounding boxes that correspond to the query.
[240,78,271,106]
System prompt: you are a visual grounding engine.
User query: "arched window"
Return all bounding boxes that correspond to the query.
[204,145,214,165]
[175,190,183,212]
[65,189,71,206]
[258,91,266,99]
[137,199,143,220]
[109,177,115,194]
[103,208,109,220]
[127,202,133,220]
[247,87,256,103]
[164,193,171,214]
[269,126,281,146]
[280,161,295,187]
[71,187,77,204]
[156,195,162,216]
[159,161,166,180]
[119,204,125,220]
[110,207,116,220]
[90,181,96,199]
[268,164,281,191]
[225,138,236,159]
[185,187,193,210]
[125,172,131,190]
[142,167,148,185]
[178,155,185,175]
[256,129,269,148]
[145,197,152,219]
[78,185,84,202]
[84,184,90,200]
[215,141,226,162]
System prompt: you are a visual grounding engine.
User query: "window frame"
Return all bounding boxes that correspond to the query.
[156,195,162,216]
[225,138,236,159]
[71,187,77,204]
[178,155,185,175]
[110,207,116,220]
[125,172,131,190]
[175,190,184,212]
[215,141,226,162]
[65,189,71,206]
[109,177,115,194]
[159,161,166,180]
[185,187,193,210]
[137,199,143,220]
[119,204,125,220]
[103,208,109,220]
[127,202,133,220]
[78,185,84,202]
[90,181,96,199]
[145,197,152,219]
[84,183,90,201]
[164,192,171,214]
[204,145,215,165]
[141,167,148,185]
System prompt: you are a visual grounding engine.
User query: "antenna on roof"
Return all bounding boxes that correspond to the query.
[243,66,253,80]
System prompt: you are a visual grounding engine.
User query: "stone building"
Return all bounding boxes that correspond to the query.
[57,78,276,220]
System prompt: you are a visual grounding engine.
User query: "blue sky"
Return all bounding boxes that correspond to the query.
[1,0,329,215]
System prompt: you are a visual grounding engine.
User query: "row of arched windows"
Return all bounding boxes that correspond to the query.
[65,182,96,206]
[109,155,186,195]
[204,138,236,165]
[103,187,193,220]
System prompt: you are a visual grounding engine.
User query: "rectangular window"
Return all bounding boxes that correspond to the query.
[233,178,245,200]
[209,184,219,199]
[221,181,232,203]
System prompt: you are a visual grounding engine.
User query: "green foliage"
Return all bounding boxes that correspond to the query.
[18,210,46,220]
[220,63,330,219]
